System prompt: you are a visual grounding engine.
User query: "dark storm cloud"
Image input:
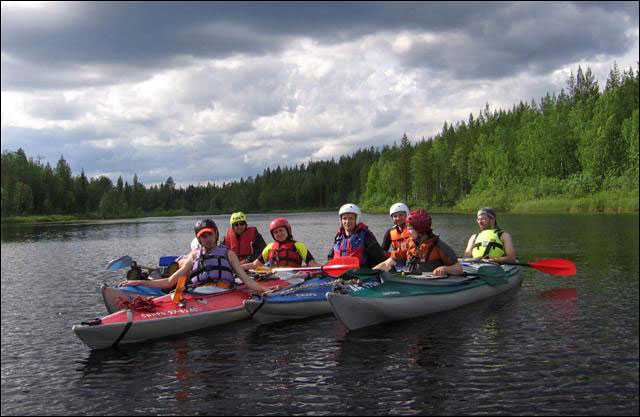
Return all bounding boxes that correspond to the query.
[4,2,636,90]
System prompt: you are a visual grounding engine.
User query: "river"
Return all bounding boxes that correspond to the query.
[1,212,638,415]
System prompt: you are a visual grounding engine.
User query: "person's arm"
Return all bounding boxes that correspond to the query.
[373,257,396,271]
[241,258,264,271]
[364,231,387,267]
[491,232,516,263]
[381,229,392,252]
[251,233,267,260]
[463,234,477,258]
[228,250,266,293]
[122,253,194,289]
[432,240,463,276]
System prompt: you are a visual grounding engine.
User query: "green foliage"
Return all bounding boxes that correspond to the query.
[2,63,638,221]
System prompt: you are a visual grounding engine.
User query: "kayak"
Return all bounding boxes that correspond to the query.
[73,278,290,350]
[243,270,381,324]
[327,262,522,330]
[102,285,166,314]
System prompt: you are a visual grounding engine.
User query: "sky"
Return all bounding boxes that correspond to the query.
[1,1,638,187]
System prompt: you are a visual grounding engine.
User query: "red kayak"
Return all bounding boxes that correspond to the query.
[73,278,290,350]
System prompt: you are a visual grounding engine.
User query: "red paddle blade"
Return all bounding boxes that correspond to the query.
[529,259,577,276]
[323,256,360,277]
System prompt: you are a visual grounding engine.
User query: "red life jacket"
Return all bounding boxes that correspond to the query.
[332,223,369,267]
[267,240,304,267]
[224,226,258,261]
[389,225,411,251]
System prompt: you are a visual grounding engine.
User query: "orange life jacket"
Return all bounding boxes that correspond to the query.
[224,226,258,261]
[389,225,411,251]
[267,240,304,267]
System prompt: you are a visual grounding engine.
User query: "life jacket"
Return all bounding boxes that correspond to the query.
[266,240,305,267]
[189,244,235,288]
[225,226,258,261]
[405,235,446,273]
[333,223,369,267]
[389,225,411,251]
[471,229,505,258]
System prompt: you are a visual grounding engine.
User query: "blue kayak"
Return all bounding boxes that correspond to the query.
[243,271,381,324]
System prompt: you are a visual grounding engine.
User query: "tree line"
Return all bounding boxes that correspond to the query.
[2,63,638,219]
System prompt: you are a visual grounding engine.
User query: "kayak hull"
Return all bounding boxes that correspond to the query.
[74,280,290,349]
[244,298,332,324]
[244,276,338,324]
[327,265,522,330]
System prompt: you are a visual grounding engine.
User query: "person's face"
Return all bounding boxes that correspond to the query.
[406,224,419,239]
[198,231,218,249]
[391,211,407,226]
[476,214,495,230]
[341,213,357,234]
[272,226,289,242]
[233,221,247,233]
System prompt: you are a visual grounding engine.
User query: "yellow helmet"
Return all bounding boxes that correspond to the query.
[229,212,247,225]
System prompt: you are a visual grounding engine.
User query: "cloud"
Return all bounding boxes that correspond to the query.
[1,1,638,187]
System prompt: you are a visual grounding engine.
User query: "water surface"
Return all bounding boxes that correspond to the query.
[1,212,638,415]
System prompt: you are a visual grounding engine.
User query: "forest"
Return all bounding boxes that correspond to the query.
[2,64,638,221]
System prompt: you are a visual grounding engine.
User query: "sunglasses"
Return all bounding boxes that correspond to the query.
[233,222,247,227]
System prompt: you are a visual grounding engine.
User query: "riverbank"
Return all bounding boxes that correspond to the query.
[3,190,637,225]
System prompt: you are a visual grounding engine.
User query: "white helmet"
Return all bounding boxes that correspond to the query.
[339,203,362,224]
[389,202,409,217]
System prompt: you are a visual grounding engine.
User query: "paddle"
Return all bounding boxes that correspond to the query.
[159,256,179,267]
[106,255,133,271]
[498,259,576,276]
[172,275,188,304]
[473,265,508,285]
[252,256,360,278]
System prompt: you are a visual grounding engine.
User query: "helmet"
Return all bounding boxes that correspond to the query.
[269,217,292,240]
[229,212,247,225]
[389,202,409,217]
[407,209,432,234]
[194,219,218,238]
[339,203,361,224]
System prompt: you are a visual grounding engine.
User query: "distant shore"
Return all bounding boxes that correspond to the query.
[3,191,637,225]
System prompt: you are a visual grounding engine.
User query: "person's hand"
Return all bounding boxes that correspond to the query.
[294,271,312,279]
[118,280,140,287]
[432,266,447,276]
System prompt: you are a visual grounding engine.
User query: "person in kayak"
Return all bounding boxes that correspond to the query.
[328,203,386,268]
[381,202,411,253]
[221,212,267,263]
[121,219,268,294]
[463,207,516,263]
[373,209,463,276]
[242,217,321,271]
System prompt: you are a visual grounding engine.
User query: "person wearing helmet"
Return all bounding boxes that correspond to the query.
[381,202,411,252]
[242,217,320,272]
[121,219,269,294]
[221,212,267,263]
[374,209,463,276]
[463,208,516,263]
[328,203,386,268]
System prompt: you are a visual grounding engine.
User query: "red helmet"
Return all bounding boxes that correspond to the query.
[407,209,432,234]
[269,218,292,240]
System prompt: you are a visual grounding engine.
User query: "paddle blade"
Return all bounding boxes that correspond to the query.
[159,256,179,267]
[106,255,133,271]
[474,265,508,286]
[528,259,577,276]
[323,256,360,277]
[172,275,188,304]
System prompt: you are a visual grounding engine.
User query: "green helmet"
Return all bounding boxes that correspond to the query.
[229,212,247,225]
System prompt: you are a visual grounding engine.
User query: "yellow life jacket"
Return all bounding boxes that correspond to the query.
[471,229,505,258]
